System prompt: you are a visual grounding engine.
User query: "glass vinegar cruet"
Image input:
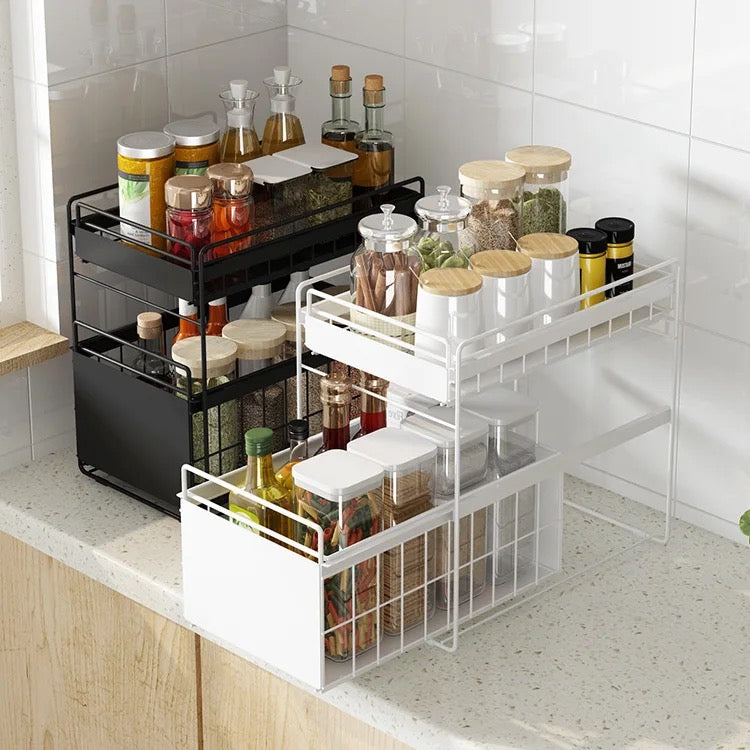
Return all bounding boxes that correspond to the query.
[219,79,261,163]
[261,66,305,156]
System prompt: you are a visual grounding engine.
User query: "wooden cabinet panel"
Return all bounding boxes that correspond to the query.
[0,531,200,750]
[199,638,411,750]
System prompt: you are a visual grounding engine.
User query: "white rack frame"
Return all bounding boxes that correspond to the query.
[179,256,680,692]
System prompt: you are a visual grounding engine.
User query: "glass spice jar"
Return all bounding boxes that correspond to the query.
[164,175,213,261]
[411,186,476,272]
[117,131,176,253]
[163,115,220,176]
[458,160,526,252]
[505,145,570,236]
[567,227,608,309]
[318,372,352,453]
[206,162,254,258]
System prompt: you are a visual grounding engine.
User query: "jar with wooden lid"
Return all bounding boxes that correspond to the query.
[164,175,212,261]
[347,427,437,634]
[505,145,570,235]
[350,204,420,342]
[411,186,476,272]
[163,115,220,176]
[117,131,175,253]
[517,232,579,325]
[414,267,484,362]
[207,162,254,258]
[469,249,531,343]
[172,336,241,474]
[458,160,525,252]
[222,319,287,450]
[567,227,607,309]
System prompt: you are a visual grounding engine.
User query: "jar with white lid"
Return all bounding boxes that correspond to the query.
[505,145,570,235]
[350,204,420,340]
[414,267,484,362]
[347,427,437,634]
[458,160,526,251]
[163,115,220,176]
[411,186,476,272]
[222,319,287,450]
[469,249,531,343]
[518,232,579,325]
[385,383,438,428]
[292,450,383,661]
[172,336,241,474]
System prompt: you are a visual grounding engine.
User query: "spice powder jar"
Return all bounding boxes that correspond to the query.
[505,145,571,236]
[595,217,635,296]
[567,227,608,309]
[458,159,526,251]
[163,116,220,176]
[517,232,579,326]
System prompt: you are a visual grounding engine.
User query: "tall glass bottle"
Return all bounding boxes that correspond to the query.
[274,419,310,491]
[353,372,387,438]
[322,65,359,156]
[134,312,169,381]
[316,373,351,453]
[229,427,294,542]
[353,75,394,201]
[261,66,305,156]
[219,79,261,163]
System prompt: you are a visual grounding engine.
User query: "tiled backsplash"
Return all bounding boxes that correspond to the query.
[3,1,748,543]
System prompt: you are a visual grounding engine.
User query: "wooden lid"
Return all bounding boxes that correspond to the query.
[470,250,531,278]
[331,65,350,81]
[222,319,286,360]
[505,145,571,184]
[419,268,483,297]
[270,303,298,343]
[518,232,578,260]
[458,160,525,197]
[172,336,238,378]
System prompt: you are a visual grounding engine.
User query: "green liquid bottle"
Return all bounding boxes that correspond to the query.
[230,428,293,542]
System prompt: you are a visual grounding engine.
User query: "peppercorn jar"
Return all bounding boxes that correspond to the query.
[410,186,476,273]
[163,115,220,176]
[505,145,570,236]
[458,160,526,252]
[292,450,383,661]
[164,175,212,261]
[350,204,419,344]
[172,336,242,474]
[207,162,254,258]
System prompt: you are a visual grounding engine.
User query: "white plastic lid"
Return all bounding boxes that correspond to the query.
[163,114,219,146]
[347,427,437,473]
[292,449,382,502]
[386,384,439,412]
[275,142,358,170]
[178,298,197,316]
[400,405,487,449]
[117,131,175,159]
[461,384,538,427]
[245,155,311,185]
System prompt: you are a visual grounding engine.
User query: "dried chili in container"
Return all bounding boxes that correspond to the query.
[207,162,254,258]
[164,175,212,261]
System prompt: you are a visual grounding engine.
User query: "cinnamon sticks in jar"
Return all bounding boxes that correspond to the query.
[353,250,419,316]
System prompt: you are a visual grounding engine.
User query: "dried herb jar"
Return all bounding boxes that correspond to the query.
[411,186,476,272]
[505,145,570,236]
[164,175,212,261]
[459,160,526,252]
[164,116,220,176]
[292,450,383,661]
[347,427,437,634]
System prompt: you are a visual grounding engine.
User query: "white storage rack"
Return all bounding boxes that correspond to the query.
[180,256,681,692]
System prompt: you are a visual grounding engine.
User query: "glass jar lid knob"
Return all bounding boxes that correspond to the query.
[380,203,395,229]
[437,185,451,210]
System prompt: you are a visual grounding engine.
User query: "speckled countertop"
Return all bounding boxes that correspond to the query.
[0,449,748,750]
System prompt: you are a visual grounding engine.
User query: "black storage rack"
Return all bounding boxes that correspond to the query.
[68,177,425,517]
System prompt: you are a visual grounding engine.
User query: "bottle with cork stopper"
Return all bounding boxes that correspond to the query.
[353,74,394,204]
[261,65,305,156]
[219,79,261,163]
[322,64,360,154]
[134,311,169,382]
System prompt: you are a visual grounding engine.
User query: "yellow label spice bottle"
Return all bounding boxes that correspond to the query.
[567,227,608,309]
[595,217,635,297]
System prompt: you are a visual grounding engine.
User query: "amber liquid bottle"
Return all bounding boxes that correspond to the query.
[353,74,394,206]
[172,298,199,347]
[316,373,351,454]
[261,66,305,156]
[322,64,359,176]
[219,79,261,163]
[353,372,387,438]
[205,297,229,336]
[274,419,310,491]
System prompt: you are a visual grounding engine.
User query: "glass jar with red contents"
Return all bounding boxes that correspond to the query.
[316,372,351,454]
[206,162,254,258]
[353,372,387,439]
[164,175,212,261]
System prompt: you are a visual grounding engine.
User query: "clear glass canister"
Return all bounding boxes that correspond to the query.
[207,162,254,258]
[292,450,383,661]
[411,186,476,272]
[117,131,176,253]
[165,175,213,261]
[505,145,570,236]
[458,160,526,252]
[222,319,287,452]
[172,335,242,474]
[350,204,419,338]
[163,115,220,176]
[400,405,488,610]
[347,428,437,635]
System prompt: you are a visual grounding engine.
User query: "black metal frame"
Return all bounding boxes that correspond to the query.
[67,177,425,517]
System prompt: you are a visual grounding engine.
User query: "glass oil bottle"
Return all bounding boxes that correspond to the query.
[261,66,305,156]
[219,79,261,163]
